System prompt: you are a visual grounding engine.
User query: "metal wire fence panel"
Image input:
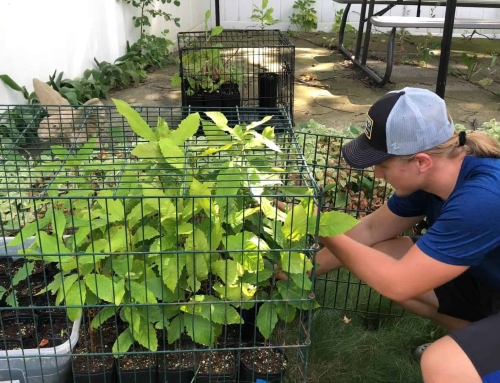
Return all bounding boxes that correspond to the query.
[294,131,413,319]
[0,103,321,383]
[176,30,295,124]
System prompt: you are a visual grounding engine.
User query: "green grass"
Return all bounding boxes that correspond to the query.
[278,269,448,383]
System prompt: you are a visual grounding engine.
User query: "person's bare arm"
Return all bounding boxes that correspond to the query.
[311,203,424,277]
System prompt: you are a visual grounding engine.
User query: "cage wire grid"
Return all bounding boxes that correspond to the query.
[294,131,406,321]
[0,104,323,383]
[177,30,295,125]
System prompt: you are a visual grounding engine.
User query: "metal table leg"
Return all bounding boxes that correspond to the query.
[436,0,458,98]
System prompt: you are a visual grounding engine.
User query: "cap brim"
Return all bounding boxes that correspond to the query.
[342,134,394,169]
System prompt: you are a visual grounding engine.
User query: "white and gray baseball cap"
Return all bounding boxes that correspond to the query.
[342,87,455,169]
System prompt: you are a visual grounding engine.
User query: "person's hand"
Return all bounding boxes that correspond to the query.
[274,263,288,281]
[272,199,319,216]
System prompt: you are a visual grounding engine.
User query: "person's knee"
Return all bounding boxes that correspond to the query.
[420,336,481,383]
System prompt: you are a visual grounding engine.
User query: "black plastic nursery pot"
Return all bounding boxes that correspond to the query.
[158,363,193,383]
[258,73,279,109]
[72,356,116,383]
[194,349,237,383]
[238,344,288,383]
[117,366,158,383]
[157,335,195,383]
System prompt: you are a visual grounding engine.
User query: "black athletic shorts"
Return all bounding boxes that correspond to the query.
[410,236,500,381]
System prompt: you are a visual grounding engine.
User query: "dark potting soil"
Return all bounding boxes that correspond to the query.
[159,350,194,370]
[39,317,72,339]
[0,319,36,339]
[15,279,45,297]
[197,350,235,375]
[118,346,156,371]
[241,348,287,375]
[72,320,117,373]
[72,353,115,373]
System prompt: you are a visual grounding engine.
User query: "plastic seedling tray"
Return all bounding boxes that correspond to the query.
[0,236,82,383]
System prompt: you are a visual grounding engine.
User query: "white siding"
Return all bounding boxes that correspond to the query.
[218,0,500,36]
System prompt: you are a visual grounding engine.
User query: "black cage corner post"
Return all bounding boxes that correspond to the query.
[177,29,296,125]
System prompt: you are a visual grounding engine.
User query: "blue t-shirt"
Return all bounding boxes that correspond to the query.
[387,155,500,291]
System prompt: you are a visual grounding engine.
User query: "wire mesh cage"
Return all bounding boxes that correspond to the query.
[175,29,295,125]
[0,102,325,383]
[293,130,424,322]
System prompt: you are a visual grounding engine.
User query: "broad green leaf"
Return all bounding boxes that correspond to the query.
[210,26,224,38]
[167,315,183,344]
[189,178,211,213]
[127,198,159,227]
[6,292,18,307]
[162,255,187,292]
[290,272,312,291]
[8,216,51,246]
[241,269,273,285]
[114,279,126,306]
[276,280,310,310]
[108,225,128,252]
[85,274,115,304]
[56,273,79,305]
[97,190,125,221]
[185,253,207,291]
[177,222,194,234]
[181,295,242,325]
[200,141,233,154]
[132,142,162,158]
[37,272,63,296]
[282,204,307,241]
[227,206,260,227]
[317,211,359,237]
[216,165,243,197]
[113,99,157,142]
[184,313,216,347]
[37,231,72,255]
[121,306,142,336]
[143,184,177,222]
[281,252,312,275]
[113,327,134,353]
[256,302,278,340]
[213,282,256,305]
[249,130,282,153]
[156,117,170,138]
[185,228,209,252]
[134,322,158,351]
[260,197,287,222]
[274,300,296,323]
[0,286,6,300]
[111,255,134,277]
[211,260,244,285]
[11,261,35,286]
[91,306,118,329]
[133,323,158,351]
[133,226,160,244]
[65,280,86,321]
[143,275,180,302]
[168,112,200,145]
[205,111,229,129]
[261,126,274,140]
[127,280,157,304]
[158,137,186,169]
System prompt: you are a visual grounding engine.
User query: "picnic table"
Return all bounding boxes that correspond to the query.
[332,0,500,97]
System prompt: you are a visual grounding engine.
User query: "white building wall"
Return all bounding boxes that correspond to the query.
[0,0,210,105]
